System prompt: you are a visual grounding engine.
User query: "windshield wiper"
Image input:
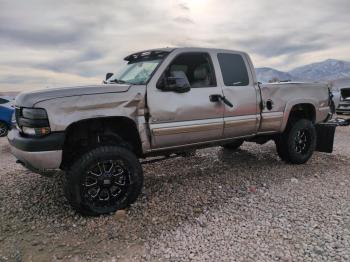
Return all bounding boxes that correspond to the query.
[108,78,128,84]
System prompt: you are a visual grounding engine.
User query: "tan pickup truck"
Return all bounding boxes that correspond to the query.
[8,47,337,215]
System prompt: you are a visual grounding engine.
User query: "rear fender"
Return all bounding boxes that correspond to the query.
[281,99,318,131]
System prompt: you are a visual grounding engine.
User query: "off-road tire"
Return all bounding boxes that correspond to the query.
[222,139,244,150]
[276,119,316,164]
[65,146,143,216]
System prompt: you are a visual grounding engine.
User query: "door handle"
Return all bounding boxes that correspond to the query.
[266,99,274,110]
[209,94,221,102]
[209,94,234,108]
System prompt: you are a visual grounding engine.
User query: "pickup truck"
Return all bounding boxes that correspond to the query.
[8,47,336,216]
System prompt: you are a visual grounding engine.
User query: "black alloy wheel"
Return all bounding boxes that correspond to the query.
[293,129,311,155]
[83,160,130,209]
[275,119,316,164]
[65,146,143,216]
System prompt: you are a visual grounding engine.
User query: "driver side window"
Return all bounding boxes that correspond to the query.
[159,52,216,88]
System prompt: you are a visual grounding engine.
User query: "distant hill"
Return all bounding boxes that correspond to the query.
[255,67,294,83]
[0,91,20,97]
[290,59,350,81]
[256,59,350,83]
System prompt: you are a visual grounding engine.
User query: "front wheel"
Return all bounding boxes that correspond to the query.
[65,146,143,216]
[0,121,8,137]
[276,119,316,164]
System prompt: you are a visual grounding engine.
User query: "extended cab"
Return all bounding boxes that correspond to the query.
[8,47,336,215]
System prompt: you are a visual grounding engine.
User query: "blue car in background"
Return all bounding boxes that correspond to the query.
[0,96,15,137]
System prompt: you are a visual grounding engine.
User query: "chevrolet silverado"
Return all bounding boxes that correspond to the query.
[8,47,337,215]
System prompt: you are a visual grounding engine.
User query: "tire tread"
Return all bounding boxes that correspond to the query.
[65,145,143,216]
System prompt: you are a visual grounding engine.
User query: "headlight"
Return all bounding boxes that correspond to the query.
[18,108,51,136]
[22,127,36,136]
[22,126,51,136]
[22,108,48,119]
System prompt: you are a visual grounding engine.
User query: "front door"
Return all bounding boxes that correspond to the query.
[147,50,225,149]
[215,52,259,138]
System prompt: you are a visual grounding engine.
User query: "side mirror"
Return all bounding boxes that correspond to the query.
[105,72,114,81]
[157,73,191,93]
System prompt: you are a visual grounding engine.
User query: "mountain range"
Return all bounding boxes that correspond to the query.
[256,59,350,83]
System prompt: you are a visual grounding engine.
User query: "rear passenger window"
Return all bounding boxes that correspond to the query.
[217,53,249,86]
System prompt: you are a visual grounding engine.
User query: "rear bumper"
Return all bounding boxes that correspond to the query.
[7,129,64,174]
[337,100,350,113]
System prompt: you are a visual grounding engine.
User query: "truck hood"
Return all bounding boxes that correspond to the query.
[16,84,132,107]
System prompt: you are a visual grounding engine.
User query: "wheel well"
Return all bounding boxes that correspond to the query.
[288,103,316,123]
[61,117,142,169]
[0,119,9,126]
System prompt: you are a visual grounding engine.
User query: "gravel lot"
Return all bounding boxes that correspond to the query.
[1,120,350,261]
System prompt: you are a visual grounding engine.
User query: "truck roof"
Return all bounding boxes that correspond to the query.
[125,47,248,61]
[172,47,247,54]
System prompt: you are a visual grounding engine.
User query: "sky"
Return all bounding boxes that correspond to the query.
[0,0,349,91]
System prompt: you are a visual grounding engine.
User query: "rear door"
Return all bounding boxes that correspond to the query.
[215,52,260,138]
[147,50,225,149]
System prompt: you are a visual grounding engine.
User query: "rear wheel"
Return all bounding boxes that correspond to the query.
[222,139,244,150]
[0,121,8,137]
[65,146,143,216]
[276,119,316,164]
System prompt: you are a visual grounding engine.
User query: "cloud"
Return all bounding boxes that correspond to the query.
[173,16,195,24]
[234,33,331,57]
[0,26,86,47]
[0,65,100,92]
[0,0,349,91]
[33,49,105,74]
[177,2,190,11]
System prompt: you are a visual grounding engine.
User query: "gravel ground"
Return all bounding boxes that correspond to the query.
[0,120,350,261]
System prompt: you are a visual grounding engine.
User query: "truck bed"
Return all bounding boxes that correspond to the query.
[259,82,330,133]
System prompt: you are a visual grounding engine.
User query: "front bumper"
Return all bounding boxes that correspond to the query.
[7,129,65,175]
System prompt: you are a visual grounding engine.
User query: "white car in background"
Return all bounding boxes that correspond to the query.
[330,79,350,115]
[337,87,350,114]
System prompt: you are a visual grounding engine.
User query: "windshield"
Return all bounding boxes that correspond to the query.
[108,59,162,85]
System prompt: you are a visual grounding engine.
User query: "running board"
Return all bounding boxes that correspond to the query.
[140,154,180,165]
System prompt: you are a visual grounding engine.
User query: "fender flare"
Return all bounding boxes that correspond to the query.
[281,99,318,132]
